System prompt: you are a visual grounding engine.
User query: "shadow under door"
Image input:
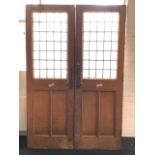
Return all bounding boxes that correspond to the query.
[26,5,126,149]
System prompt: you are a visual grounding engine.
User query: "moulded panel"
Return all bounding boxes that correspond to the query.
[82,92,97,135]
[33,91,50,135]
[99,92,115,136]
[51,91,67,135]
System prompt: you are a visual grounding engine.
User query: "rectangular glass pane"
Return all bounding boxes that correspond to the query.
[82,12,119,79]
[32,12,68,79]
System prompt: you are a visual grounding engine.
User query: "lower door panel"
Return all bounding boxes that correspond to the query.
[28,89,74,149]
[75,89,122,149]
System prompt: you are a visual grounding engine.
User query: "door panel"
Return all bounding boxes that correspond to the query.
[33,91,50,135]
[99,91,115,136]
[82,92,97,135]
[75,5,126,149]
[51,91,67,135]
[26,5,75,149]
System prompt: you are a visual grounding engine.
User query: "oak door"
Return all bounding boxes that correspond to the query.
[26,5,75,149]
[75,5,126,149]
[26,5,126,149]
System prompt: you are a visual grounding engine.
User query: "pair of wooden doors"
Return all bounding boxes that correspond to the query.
[26,5,126,149]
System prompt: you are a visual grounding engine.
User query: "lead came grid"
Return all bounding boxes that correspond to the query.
[82,12,119,79]
[33,12,68,79]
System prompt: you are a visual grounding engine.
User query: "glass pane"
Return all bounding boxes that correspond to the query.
[112,32,118,41]
[47,42,54,50]
[62,52,67,60]
[39,23,46,31]
[90,32,96,41]
[46,13,54,22]
[83,42,89,50]
[97,42,104,50]
[113,13,119,22]
[40,70,46,78]
[90,23,97,31]
[97,32,104,41]
[111,61,117,69]
[97,23,105,31]
[55,70,61,78]
[32,12,68,79]
[34,60,39,69]
[47,70,54,78]
[104,52,111,60]
[96,61,103,69]
[104,42,111,50]
[96,70,103,78]
[53,13,61,22]
[33,13,39,21]
[62,42,67,50]
[61,13,67,22]
[39,13,47,22]
[105,32,111,41]
[40,60,46,69]
[54,32,61,41]
[55,61,61,69]
[62,70,67,79]
[55,42,61,50]
[112,42,118,50]
[84,22,90,31]
[40,32,47,41]
[97,13,105,22]
[90,52,96,60]
[54,23,61,31]
[47,23,54,31]
[84,13,90,22]
[83,61,89,69]
[111,70,117,79]
[47,52,54,60]
[105,23,112,31]
[83,70,89,78]
[33,32,39,41]
[47,61,54,69]
[33,23,39,31]
[90,42,96,50]
[82,12,119,80]
[33,52,39,59]
[33,42,39,50]
[89,70,96,78]
[90,61,95,69]
[40,52,46,59]
[97,52,103,60]
[112,23,119,31]
[104,61,110,69]
[54,51,61,60]
[62,61,67,69]
[61,23,67,32]
[62,33,67,41]
[84,32,90,41]
[111,52,118,60]
[105,13,113,22]
[34,70,39,78]
[83,52,89,60]
[40,42,46,50]
[103,70,110,79]
[47,32,54,41]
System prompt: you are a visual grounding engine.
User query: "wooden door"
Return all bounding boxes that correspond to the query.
[26,5,75,149]
[75,5,126,149]
[26,5,126,150]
